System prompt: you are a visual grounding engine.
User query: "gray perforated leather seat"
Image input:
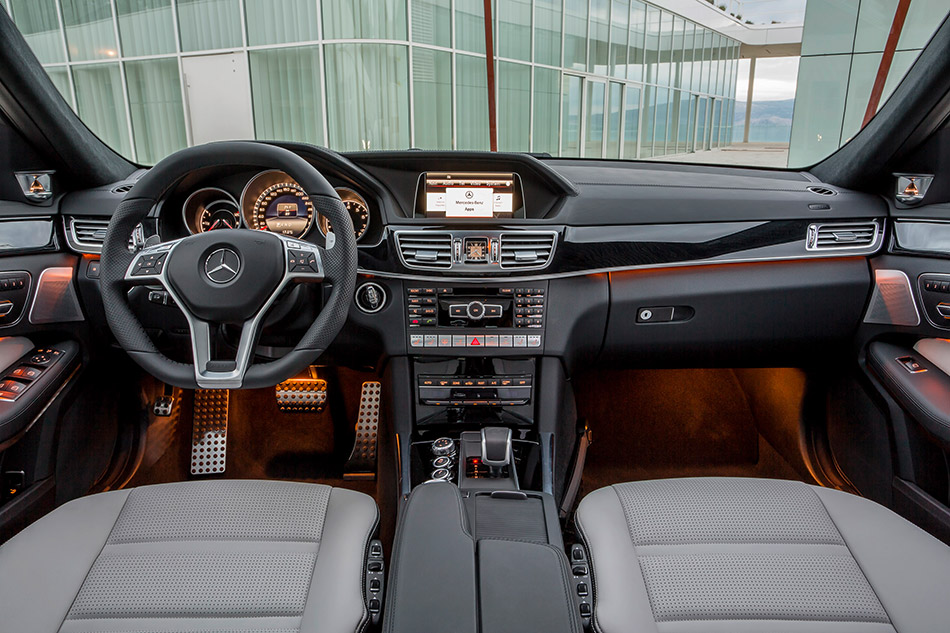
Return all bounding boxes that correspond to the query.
[576,477,950,633]
[0,479,378,633]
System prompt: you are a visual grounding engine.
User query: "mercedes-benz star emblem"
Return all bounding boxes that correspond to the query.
[204,248,241,284]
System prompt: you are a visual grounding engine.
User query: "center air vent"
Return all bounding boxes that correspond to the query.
[807,185,837,196]
[806,221,881,251]
[395,231,454,270]
[498,232,557,270]
[111,183,134,194]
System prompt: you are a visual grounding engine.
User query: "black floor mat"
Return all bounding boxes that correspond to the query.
[573,368,806,502]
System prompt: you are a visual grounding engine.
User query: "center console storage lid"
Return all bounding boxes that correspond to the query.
[384,481,477,633]
[478,538,582,633]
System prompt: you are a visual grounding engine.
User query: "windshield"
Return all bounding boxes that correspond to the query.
[5,0,947,168]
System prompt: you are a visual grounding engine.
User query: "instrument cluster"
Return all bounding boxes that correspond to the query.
[180,169,371,242]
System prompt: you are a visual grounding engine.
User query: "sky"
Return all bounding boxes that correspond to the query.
[734,56,801,102]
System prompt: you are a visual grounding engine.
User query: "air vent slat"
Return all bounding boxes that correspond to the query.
[498,232,557,270]
[806,221,880,252]
[395,231,454,270]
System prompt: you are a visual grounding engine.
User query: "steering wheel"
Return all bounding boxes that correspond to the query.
[100,142,358,389]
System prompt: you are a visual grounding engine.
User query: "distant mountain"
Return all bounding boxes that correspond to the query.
[732,98,794,143]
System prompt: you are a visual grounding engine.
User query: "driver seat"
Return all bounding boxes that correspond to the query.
[0,479,378,633]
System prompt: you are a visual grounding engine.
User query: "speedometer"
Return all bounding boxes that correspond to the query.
[318,188,370,241]
[251,182,314,238]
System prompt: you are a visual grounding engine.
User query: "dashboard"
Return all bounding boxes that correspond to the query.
[177,169,372,242]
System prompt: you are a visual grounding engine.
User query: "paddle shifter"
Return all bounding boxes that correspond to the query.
[480,427,512,478]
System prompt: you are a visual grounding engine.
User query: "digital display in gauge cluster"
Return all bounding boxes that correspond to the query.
[418,172,523,219]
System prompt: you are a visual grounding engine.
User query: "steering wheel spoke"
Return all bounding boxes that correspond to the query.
[188,317,262,390]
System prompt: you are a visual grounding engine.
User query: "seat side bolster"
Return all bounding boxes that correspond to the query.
[302,487,378,633]
[0,488,132,633]
[813,486,950,633]
[575,486,660,633]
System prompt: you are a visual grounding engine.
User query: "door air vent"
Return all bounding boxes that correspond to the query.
[498,232,558,270]
[806,221,881,251]
[806,185,837,196]
[395,231,454,270]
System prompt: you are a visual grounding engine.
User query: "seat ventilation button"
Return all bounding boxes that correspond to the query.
[498,232,558,270]
[395,231,454,269]
[806,221,880,251]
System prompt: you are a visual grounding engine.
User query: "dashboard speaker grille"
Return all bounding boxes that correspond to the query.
[395,231,454,269]
[806,221,880,251]
[864,269,920,327]
[498,232,557,270]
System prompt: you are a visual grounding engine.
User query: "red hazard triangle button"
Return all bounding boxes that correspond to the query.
[469,336,481,346]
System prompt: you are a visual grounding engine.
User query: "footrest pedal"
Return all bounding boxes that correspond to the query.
[191,389,229,476]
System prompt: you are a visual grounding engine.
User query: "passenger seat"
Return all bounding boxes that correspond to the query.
[575,477,950,633]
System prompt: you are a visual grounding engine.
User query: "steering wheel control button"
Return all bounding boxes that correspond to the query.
[204,248,241,284]
[131,252,168,277]
[356,282,387,313]
[287,248,319,274]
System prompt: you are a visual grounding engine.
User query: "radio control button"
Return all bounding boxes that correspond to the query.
[466,301,485,319]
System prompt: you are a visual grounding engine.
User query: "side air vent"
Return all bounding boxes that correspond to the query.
[395,231,454,270]
[807,185,837,196]
[67,217,143,254]
[111,183,134,194]
[70,218,109,248]
[806,221,881,251]
[498,232,558,270]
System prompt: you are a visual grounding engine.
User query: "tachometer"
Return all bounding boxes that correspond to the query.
[199,200,241,231]
[182,187,240,235]
[251,182,314,238]
[318,188,370,241]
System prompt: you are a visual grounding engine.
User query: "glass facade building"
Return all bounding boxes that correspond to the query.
[5,0,740,164]
[789,0,945,167]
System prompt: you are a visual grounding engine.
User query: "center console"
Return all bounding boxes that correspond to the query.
[406,283,547,352]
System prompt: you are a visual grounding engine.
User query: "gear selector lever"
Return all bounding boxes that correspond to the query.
[480,427,512,478]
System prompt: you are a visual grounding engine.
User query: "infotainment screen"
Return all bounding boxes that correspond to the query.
[418,172,521,219]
